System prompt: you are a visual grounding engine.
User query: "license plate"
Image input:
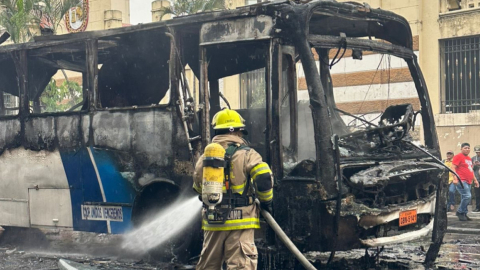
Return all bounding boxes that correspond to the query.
[399,209,417,227]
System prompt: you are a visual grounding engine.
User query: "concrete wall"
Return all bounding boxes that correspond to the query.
[436,112,480,152]
[104,10,123,29]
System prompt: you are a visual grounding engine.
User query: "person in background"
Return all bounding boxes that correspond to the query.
[444,150,456,212]
[471,145,480,212]
[452,143,480,221]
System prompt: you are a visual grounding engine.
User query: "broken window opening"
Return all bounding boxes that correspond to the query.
[441,36,480,113]
[33,71,84,114]
[203,41,269,159]
[280,52,299,169]
[97,33,171,109]
[0,56,20,116]
[327,51,423,146]
[26,42,87,115]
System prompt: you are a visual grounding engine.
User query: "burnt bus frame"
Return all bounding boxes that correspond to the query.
[0,0,444,267]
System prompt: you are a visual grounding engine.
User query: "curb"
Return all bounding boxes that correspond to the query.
[447,226,480,234]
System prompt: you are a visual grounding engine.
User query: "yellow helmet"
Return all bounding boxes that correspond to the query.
[212,109,246,131]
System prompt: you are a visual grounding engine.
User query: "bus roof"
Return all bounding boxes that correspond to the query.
[0,0,413,54]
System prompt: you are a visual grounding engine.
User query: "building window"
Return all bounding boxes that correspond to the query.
[442,36,480,113]
[239,68,265,108]
[3,93,19,115]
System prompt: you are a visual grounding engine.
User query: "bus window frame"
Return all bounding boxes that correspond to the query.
[23,41,90,117]
[198,40,273,160]
[198,38,300,182]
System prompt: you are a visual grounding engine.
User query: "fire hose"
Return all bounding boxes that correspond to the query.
[257,200,317,270]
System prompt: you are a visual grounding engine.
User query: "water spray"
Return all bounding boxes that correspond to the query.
[121,196,202,255]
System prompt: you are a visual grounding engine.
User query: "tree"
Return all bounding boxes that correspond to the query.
[0,0,77,43]
[157,0,225,18]
[40,78,82,112]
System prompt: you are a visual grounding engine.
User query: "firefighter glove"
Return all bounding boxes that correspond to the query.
[260,201,273,214]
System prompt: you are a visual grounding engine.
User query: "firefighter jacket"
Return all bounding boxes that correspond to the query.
[193,134,274,231]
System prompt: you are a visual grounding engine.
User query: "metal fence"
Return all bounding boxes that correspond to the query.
[442,36,480,113]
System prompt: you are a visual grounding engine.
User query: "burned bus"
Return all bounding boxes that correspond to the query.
[0,0,446,267]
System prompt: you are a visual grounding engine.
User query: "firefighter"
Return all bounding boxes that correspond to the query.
[193,108,273,270]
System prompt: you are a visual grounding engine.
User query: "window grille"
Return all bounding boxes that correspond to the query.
[442,36,480,113]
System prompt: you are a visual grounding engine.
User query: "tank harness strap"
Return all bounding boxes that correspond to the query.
[224,143,253,206]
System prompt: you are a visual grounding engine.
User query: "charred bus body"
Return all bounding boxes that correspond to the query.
[0,0,446,267]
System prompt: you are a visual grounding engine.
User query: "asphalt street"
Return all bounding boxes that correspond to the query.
[1,210,480,270]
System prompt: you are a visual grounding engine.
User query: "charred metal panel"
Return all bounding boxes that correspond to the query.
[92,111,132,151]
[350,162,444,186]
[82,115,90,145]
[91,109,174,170]
[131,110,173,168]
[25,117,56,151]
[56,115,83,149]
[200,16,274,45]
[0,119,21,154]
[274,180,326,251]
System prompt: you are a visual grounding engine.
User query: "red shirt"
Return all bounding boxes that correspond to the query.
[453,153,474,184]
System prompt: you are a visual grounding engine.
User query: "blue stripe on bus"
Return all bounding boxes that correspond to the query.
[60,148,108,233]
[89,148,136,233]
[89,148,136,204]
[110,207,133,234]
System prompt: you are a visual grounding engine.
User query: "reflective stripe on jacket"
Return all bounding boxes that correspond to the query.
[193,134,273,231]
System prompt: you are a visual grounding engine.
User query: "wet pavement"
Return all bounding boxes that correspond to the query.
[2,210,480,270]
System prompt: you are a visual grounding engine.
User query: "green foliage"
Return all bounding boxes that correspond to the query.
[157,0,225,18]
[0,0,78,43]
[40,78,82,112]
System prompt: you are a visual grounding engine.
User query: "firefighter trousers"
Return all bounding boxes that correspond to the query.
[196,229,258,270]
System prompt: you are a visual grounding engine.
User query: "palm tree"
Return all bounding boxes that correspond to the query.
[0,0,77,44]
[157,0,226,18]
[0,0,35,43]
[34,0,78,35]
